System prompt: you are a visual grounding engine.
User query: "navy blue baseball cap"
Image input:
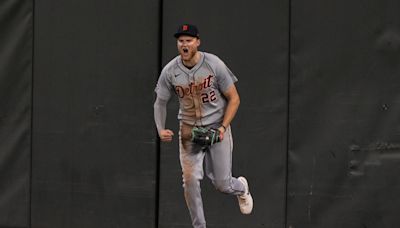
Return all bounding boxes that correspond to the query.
[174,24,200,38]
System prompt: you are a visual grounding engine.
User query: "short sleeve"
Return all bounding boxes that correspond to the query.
[216,61,238,93]
[155,69,173,100]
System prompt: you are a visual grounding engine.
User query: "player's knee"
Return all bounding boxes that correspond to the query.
[213,180,233,194]
[182,173,202,189]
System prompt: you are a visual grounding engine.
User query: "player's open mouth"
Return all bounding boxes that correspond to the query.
[183,48,188,53]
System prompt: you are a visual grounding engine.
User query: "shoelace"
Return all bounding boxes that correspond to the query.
[239,192,249,200]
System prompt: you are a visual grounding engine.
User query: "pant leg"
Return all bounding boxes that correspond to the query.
[179,123,207,228]
[204,126,245,195]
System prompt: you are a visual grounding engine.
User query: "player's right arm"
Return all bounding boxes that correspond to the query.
[154,66,175,142]
[154,96,174,142]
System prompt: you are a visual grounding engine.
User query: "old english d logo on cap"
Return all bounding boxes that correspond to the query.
[174,24,199,38]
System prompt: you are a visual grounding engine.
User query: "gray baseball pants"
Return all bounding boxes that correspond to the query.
[179,123,246,228]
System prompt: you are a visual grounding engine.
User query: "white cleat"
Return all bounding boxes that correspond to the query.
[237,176,253,214]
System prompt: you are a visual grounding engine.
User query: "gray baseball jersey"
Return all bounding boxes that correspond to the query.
[155,51,238,126]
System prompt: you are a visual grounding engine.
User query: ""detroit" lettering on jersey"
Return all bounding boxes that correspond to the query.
[155,52,238,126]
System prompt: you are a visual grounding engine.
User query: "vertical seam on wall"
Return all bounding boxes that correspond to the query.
[155,0,163,227]
[29,0,35,227]
[285,0,292,227]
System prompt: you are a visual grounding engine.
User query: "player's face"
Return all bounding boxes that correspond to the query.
[177,35,200,62]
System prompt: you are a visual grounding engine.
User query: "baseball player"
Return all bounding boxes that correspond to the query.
[154,24,253,228]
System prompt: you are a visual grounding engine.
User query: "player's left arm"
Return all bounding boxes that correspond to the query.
[218,84,240,138]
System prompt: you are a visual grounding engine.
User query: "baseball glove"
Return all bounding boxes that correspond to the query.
[191,126,222,146]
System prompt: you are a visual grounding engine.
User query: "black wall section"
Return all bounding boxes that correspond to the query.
[159,1,289,227]
[0,0,32,227]
[32,0,159,227]
[287,0,400,227]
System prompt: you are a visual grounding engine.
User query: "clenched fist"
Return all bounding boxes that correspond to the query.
[159,129,174,142]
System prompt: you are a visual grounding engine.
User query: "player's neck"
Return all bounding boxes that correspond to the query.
[182,51,201,69]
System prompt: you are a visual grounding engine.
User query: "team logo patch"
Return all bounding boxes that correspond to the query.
[183,25,188,31]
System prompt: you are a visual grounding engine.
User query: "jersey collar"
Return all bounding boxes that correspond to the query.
[177,51,205,74]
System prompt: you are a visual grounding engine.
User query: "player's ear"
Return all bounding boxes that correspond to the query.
[197,38,201,46]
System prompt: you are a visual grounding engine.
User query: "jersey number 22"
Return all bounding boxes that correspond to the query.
[201,91,216,103]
